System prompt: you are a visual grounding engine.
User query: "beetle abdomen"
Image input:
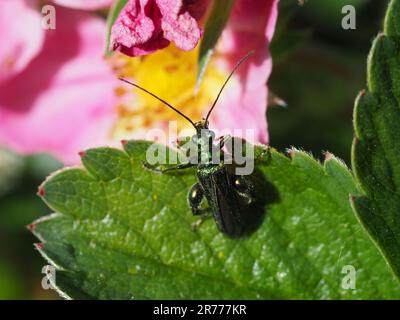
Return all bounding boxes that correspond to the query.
[197,165,243,237]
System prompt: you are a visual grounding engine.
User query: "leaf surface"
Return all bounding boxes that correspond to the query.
[32,141,400,299]
[351,0,400,280]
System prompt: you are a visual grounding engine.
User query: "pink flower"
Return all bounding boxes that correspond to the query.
[0,0,44,83]
[210,0,279,143]
[113,0,278,145]
[0,1,117,164]
[0,0,278,165]
[111,0,207,56]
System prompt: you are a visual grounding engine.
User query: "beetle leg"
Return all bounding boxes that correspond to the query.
[226,137,269,165]
[254,147,268,162]
[218,135,232,150]
[188,183,212,230]
[187,183,205,215]
[142,160,196,173]
[191,213,212,231]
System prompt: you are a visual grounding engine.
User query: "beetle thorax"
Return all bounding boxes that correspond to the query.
[194,128,215,164]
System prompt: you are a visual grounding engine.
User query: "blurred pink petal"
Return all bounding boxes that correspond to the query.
[0,0,44,83]
[111,0,203,56]
[52,0,114,10]
[0,6,117,164]
[210,0,279,144]
[156,0,202,50]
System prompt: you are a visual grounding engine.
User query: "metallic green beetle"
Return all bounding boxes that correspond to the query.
[120,52,259,237]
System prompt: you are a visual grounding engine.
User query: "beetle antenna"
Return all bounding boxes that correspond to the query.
[205,51,254,122]
[119,78,197,129]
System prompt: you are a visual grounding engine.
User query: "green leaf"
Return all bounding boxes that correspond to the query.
[32,141,400,299]
[104,0,128,56]
[384,0,400,35]
[351,0,400,279]
[196,0,235,91]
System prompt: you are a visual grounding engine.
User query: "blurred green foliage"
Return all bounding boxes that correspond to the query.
[269,0,386,163]
[0,0,390,299]
[0,152,61,299]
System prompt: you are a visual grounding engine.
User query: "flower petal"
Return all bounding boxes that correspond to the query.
[112,0,204,56]
[156,0,202,50]
[0,6,117,164]
[52,0,114,10]
[211,0,279,144]
[0,0,44,83]
[111,0,171,56]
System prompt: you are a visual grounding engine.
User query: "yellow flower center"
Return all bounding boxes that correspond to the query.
[110,44,227,140]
